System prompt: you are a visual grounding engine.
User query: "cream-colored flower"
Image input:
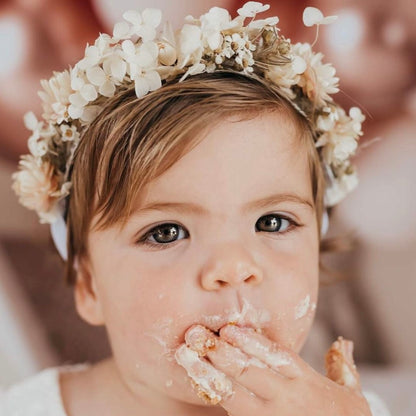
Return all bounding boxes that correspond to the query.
[319,107,361,165]
[266,55,305,98]
[248,16,279,30]
[12,155,61,223]
[200,7,233,51]
[60,124,80,143]
[325,169,358,207]
[237,2,270,18]
[122,40,159,79]
[177,24,203,68]
[121,8,162,42]
[134,70,162,97]
[38,70,73,124]
[349,106,365,135]
[24,112,57,157]
[77,45,101,70]
[303,7,337,27]
[292,43,339,107]
[158,22,177,66]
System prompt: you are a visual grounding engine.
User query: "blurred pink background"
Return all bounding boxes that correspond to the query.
[0,0,415,413]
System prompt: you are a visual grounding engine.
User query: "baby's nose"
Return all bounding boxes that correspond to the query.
[199,244,263,290]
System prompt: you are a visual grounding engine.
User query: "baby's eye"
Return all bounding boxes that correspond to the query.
[136,214,299,250]
[136,223,189,250]
[255,214,297,234]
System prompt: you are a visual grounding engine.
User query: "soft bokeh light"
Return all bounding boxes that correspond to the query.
[0,13,26,76]
[325,9,365,51]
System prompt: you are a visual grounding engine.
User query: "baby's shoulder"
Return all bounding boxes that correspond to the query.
[0,364,90,416]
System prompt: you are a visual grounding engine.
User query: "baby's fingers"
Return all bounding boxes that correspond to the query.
[175,344,233,404]
[185,324,280,401]
[220,324,303,379]
[175,343,264,412]
[325,336,361,392]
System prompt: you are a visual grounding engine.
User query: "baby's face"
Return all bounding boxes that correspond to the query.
[85,112,319,407]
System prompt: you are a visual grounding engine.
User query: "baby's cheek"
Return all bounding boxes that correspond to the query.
[289,294,318,352]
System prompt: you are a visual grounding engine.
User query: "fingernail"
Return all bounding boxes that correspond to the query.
[185,325,217,356]
[219,324,251,343]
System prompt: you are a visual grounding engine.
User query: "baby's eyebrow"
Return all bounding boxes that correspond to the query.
[132,193,314,217]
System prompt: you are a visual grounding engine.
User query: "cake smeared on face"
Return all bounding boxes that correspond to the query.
[199,298,271,334]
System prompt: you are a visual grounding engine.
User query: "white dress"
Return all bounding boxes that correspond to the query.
[0,364,391,415]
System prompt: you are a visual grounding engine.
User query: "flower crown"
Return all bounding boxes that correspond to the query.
[12,2,364,227]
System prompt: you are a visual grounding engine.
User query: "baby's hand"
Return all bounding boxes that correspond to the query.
[175,324,372,415]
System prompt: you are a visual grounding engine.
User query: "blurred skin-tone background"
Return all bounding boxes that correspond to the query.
[0,0,415,413]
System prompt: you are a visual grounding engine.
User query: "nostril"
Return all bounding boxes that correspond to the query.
[245,275,256,283]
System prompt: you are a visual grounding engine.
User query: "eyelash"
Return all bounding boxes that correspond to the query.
[135,214,301,250]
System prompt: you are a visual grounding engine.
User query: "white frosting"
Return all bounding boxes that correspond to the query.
[294,294,311,320]
[175,345,233,403]
[200,297,271,331]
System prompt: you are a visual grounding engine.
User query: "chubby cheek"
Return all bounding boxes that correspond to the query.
[262,250,319,353]
[94,257,203,388]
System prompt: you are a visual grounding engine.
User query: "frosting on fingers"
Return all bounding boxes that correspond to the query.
[175,344,234,404]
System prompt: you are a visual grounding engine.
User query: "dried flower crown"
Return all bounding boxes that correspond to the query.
[12,2,364,228]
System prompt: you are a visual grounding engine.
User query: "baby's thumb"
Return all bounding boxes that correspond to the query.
[325,336,361,392]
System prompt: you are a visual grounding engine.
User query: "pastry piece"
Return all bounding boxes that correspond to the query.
[325,336,361,391]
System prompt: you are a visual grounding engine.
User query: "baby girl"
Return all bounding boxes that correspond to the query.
[5,2,390,415]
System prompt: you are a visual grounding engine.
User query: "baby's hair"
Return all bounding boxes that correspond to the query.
[65,71,326,285]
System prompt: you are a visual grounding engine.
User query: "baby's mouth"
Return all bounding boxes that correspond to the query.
[199,298,271,335]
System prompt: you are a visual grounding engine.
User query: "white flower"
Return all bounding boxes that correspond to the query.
[349,106,365,135]
[158,22,177,66]
[122,40,159,79]
[266,55,305,98]
[121,8,162,42]
[316,106,339,134]
[77,45,101,70]
[325,169,358,207]
[302,7,337,27]
[12,155,61,223]
[24,112,57,157]
[38,70,73,124]
[319,107,361,165]
[177,24,203,68]
[134,70,161,98]
[200,7,232,50]
[95,33,113,55]
[60,124,80,143]
[332,135,358,163]
[86,66,115,97]
[113,21,131,41]
[292,43,339,106]
[237,2,270,18]
[248,16,279,29]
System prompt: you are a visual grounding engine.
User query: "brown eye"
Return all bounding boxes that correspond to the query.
[136,223,189,249]
[149,223,182,243]
[255,214,292,233]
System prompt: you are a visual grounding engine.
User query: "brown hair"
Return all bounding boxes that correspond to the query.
[65,71,326,286]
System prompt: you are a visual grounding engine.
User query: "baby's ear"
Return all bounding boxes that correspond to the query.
[74,256,105,326]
